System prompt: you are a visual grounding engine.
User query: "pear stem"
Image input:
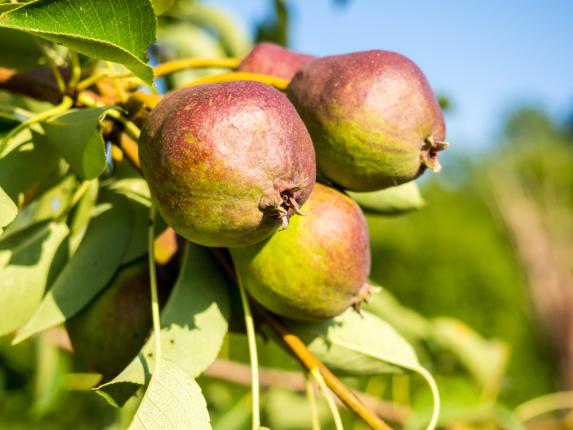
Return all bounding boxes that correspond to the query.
[305,373,322,430]
[148,204,162,369]
[184,72,289,91]
[311,367,344,430]
[33,37,66,94]
[68,49,82,89]
[238,276,262,430]
[154,57,241,77]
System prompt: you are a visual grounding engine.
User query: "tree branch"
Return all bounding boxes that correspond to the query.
[0,66,70,105]
[204,359,410,425]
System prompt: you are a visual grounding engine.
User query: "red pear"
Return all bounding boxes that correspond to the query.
[238,42,316,80]
[139,81,316,247]
[288,50,447,191]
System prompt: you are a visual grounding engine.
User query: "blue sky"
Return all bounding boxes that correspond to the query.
[205,0,573,150]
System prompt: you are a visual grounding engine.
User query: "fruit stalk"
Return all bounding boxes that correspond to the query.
[184,71,289,91]
[154,57,240,77]
[148,204,162,368]
[305,373,321,430]
[311,367,344,430]
[238,276,262,430]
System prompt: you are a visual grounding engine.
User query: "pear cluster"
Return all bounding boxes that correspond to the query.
[139,42,447,321]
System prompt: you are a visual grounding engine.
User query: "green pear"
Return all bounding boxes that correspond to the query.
[231,183,372,321]
[66,259,171,377]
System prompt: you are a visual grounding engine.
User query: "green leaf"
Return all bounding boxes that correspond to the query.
[0,90,56,118]
[151,0,175,15]
[173,3,251,57]
[0,111,21,132]
[286,310,441,429]
[348,181,425,215]
[431,317,509,392]
[286,309,420,376]
[120,197,150,265]
[364,288,432,341]
[12,190,135,344]
[0,137,64,204]
[3,175,75,239]
[0,221,69,337]
[366,290,509,392]
[0,0,156,84]
[107,178,152,265]
[108,178,151,202]
[128,359,211,430]
[97,243,230,407]
[0,185,17,234]
[69,179,99,237]
[0,4,25,14]
[32,333,70,417]
[0,27,43,69]
[41,108,108,180]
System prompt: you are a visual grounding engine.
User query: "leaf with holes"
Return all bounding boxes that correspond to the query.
[0,0,156,83]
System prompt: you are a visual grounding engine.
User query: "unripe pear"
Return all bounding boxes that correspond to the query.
[238,42,316,80]
[66,259,171,377]
[139,81,316,247]
[230,183,372,321]
[288,50,447,191]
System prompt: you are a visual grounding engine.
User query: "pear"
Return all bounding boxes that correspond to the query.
[66,259,172,377]
[238,42,315,80]
[231,183,372,321]
[288,50,447,191]
[139,81,316,247]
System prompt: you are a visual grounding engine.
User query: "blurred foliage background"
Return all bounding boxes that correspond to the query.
[1,0,572,429]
